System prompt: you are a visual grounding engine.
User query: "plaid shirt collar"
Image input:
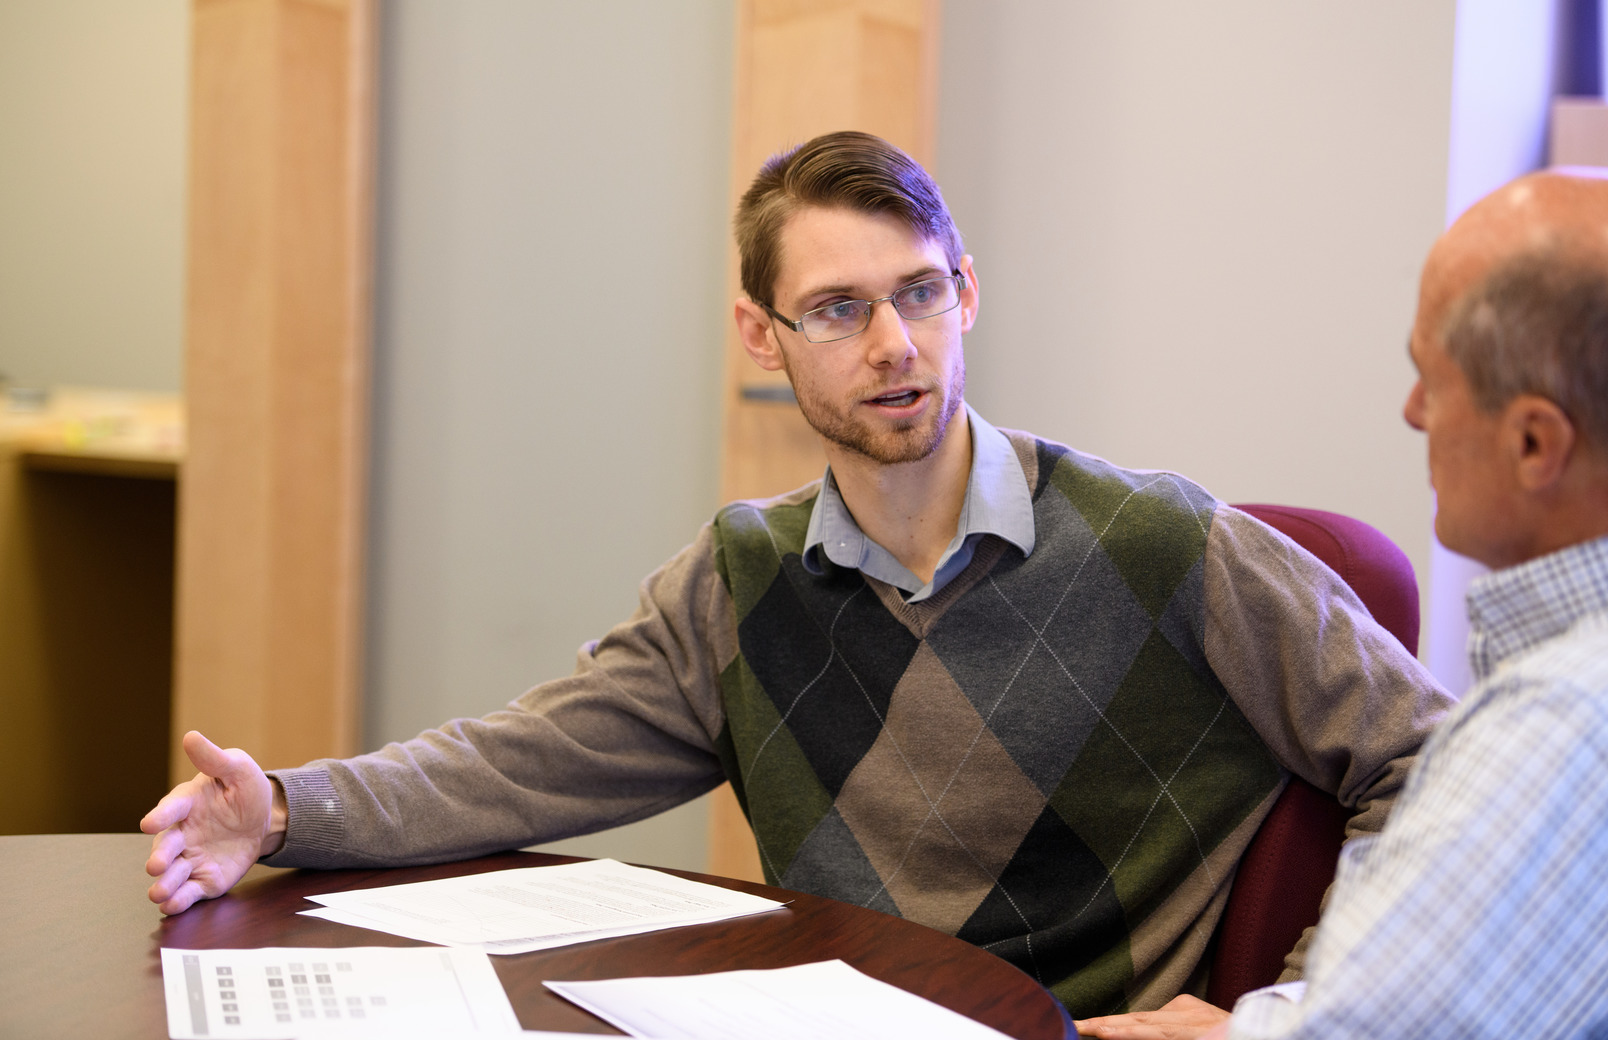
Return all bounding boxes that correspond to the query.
[1466,533,1608,682]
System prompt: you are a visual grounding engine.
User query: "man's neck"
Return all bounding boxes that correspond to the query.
[1490,458,1608,571]
[825,412,974,585]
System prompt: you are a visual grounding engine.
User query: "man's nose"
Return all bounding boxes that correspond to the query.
[1403,380,1426,431]
[862,300,917,366]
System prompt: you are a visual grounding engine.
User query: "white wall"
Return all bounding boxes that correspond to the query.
[0,0,188,392]
[936,2,1457,617]
[364,1,734,870]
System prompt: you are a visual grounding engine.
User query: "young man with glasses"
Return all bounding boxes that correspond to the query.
[144,131,1451,1030]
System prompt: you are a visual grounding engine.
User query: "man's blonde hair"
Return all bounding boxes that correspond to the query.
[734,131,964,307]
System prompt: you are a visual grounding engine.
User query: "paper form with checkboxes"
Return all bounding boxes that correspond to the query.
[158,947,519,1039]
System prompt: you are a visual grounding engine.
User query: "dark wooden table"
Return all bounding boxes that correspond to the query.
[0,834,1074,1038]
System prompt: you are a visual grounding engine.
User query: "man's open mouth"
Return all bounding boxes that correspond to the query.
[869,390,922,407]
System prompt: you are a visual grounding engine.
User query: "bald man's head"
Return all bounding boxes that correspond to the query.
[1404,170,1608,567]
[1416,172,1608,449]
[1417,171,1608,350]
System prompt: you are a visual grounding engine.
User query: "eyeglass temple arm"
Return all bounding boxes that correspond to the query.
[761,302,804,333]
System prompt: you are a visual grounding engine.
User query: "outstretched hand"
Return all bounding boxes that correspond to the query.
[140,730,281,915]
[1075,994,1232,1040]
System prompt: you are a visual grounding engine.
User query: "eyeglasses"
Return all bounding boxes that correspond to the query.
[764,272,968,344]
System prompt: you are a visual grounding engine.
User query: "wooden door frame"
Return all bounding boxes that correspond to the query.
[710,0,941,880]
[172,0,377,778]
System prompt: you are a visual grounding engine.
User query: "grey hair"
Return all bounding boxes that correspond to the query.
[1443,248,1608,451]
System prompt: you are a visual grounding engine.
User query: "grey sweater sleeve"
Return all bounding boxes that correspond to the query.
[264,524,734,869]
[1202,504,1457,978]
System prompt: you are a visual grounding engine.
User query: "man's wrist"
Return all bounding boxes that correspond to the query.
[260,776,288,857]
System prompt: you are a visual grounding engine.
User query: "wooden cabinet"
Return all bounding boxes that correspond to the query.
[0,390,181,832]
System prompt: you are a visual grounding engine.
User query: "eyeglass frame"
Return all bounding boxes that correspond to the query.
[761,270,969,344]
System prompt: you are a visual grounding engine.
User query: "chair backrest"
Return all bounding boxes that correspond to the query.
[1205,503,1420,1010]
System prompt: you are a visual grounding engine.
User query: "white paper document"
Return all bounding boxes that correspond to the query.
[159,946,520,1039]
[299,858,787,955]
[544,959,1016,1040]
[293,1025,607,1040]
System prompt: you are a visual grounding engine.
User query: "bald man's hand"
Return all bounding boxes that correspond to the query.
[1075,995,1231,1040]
[140,731,286,915]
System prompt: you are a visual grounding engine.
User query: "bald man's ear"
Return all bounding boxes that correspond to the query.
[1507,394,1577,492]
[735,299,786,372]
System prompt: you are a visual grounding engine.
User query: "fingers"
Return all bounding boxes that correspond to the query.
[1074,998,1230,1040]
[146,840,244,915]
[147,851,191,902]
[145,826,186,877]
[1075,1020,1182,1040]
[155,877,206,917]
[145,847,201,913]
[1075,1017,1138,1040]
[141,782,198,835]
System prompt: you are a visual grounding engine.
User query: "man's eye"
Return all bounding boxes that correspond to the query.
[906,285,935,305]
[824,302,860,320]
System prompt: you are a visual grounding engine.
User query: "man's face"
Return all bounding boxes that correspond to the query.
[763,206,975,466]
[1403,257,1515,567]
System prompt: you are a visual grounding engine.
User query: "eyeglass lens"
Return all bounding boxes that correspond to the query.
[799,275,961,343]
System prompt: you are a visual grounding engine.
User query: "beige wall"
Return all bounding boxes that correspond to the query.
[365,1,734,870]
[937,2,1457,613]
[0,0,188,392]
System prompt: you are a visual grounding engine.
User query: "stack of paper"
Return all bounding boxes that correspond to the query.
[299,858,787,954]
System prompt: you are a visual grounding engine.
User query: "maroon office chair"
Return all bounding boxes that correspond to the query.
[1204,503,1421,1010]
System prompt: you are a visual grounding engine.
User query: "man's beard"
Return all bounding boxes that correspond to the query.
[785,358,966,466]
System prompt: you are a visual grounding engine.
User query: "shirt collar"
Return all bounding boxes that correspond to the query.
[1466,534,1608,681]
[802,405,1035,599]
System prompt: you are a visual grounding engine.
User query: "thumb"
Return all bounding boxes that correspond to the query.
[182,730,237,781]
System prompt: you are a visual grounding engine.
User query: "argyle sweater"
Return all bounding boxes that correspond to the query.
[267,431,1450,1017]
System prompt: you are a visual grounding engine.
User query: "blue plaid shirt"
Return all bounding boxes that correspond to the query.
[1229,534,1608,1040]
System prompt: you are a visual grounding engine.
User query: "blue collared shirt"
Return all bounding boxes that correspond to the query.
[801,405,1036,602]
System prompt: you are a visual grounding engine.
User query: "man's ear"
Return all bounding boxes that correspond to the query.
[1507,393,1577,492]
[734,298,786,372]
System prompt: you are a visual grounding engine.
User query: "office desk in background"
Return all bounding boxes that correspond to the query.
[0,389,182,835]
[0,834,1075,1039]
